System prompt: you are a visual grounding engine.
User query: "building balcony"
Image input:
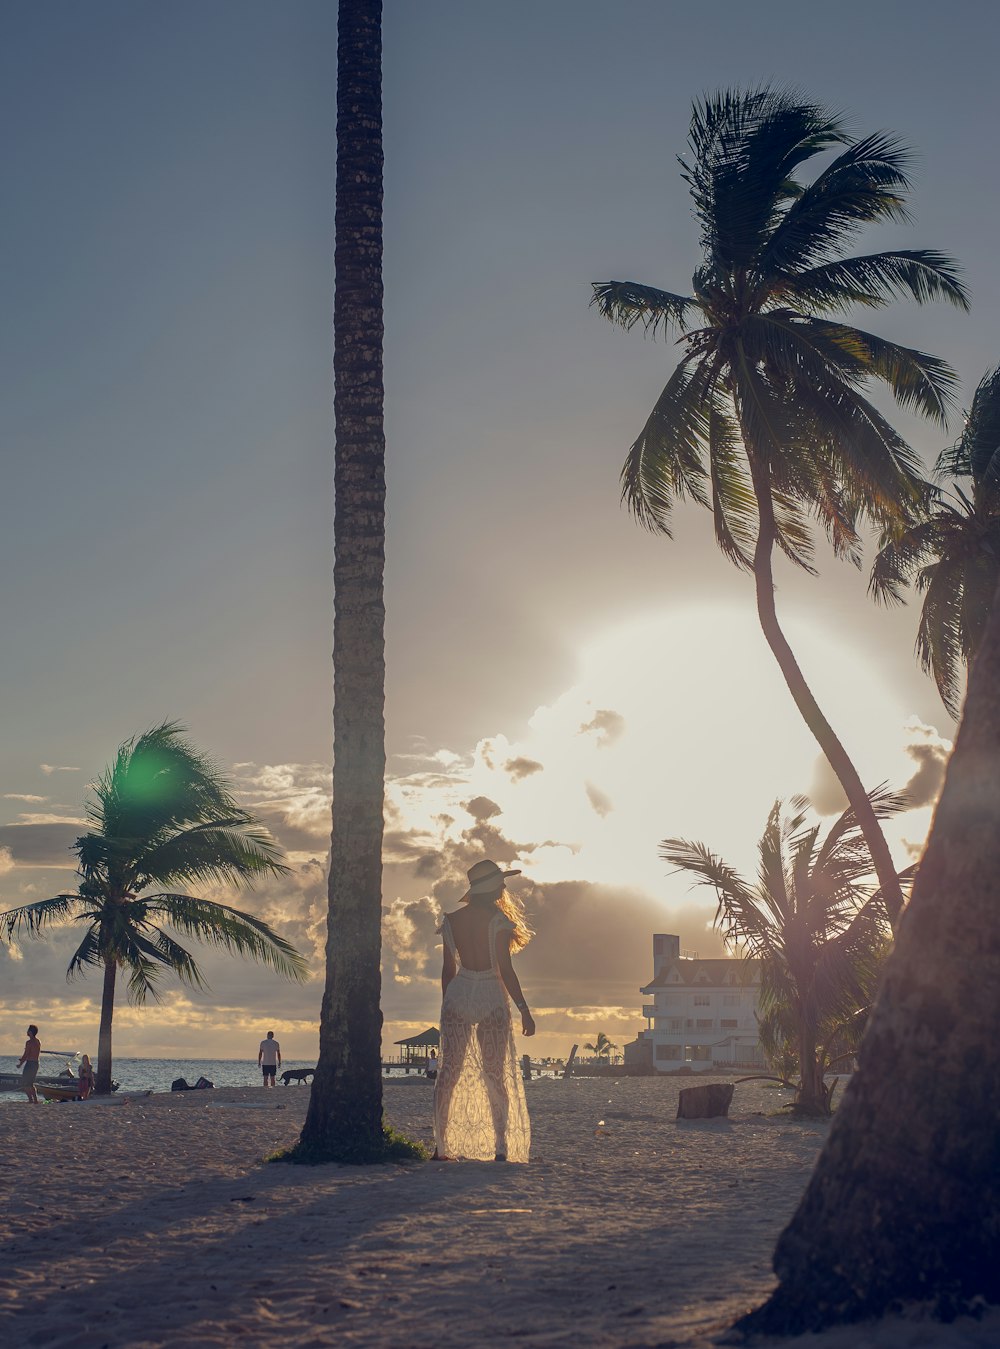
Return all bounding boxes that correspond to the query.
[642,1005,656,1019]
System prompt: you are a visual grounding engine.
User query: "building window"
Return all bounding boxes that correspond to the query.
[723,993,739,1006]
[668,1017,684,1031]
[696,1018,714,1029]
[655,1044,682,1060]
[693,993,710,1006]
[721,1018,738,1028]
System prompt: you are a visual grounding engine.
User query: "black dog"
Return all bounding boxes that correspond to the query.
[281,1068,316,1086]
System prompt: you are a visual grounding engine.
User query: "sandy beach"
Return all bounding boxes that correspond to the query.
[0,1077,995,1348]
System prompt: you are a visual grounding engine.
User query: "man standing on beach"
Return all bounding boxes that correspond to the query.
[258,1030,281,1087]
[16,1024,40,1104]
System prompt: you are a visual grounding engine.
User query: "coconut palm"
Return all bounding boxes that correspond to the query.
[871,366,1000,717]
[294,0,420,1164]
[0,723,307,1094]
[661,788,901,1115]
[739,569,1000,1337]
[593,87,968,926]
[585,1031,615,1061]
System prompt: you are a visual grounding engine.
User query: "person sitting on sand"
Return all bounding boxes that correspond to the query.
[78,1054,95,1100]
[258,1031,281,1087]
[433,860,535,1163]
[17,1024,41,1104]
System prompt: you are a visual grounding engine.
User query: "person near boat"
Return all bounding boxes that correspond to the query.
[78,1054,95,1100]
[16,1024,41,1104]
[433,860,535,1163]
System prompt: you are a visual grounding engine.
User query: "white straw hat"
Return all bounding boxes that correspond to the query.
[466,859,521,894]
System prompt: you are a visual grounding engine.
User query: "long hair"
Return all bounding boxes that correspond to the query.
[466,886,533,954]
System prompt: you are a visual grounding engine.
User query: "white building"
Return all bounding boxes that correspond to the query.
[629,933,766,1072]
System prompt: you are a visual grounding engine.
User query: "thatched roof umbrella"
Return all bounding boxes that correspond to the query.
[393,1027,440,1064]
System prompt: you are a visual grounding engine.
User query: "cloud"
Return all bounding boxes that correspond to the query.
[0,823,81,868]
[900,719,952,809]
[0,847,14,876]
[578,708,626,747]
[40,764,79,775]
[463,795,502,821]
[504,757,543,781]
[585,782,614,817]
[806,755,850,816]
[3,794,48,803]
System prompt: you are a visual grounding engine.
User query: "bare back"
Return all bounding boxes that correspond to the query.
[445,903,510,971]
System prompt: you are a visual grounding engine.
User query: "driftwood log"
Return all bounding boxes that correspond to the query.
[676,1082,734,1119]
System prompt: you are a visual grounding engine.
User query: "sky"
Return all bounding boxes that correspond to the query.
[1,1,996,1065]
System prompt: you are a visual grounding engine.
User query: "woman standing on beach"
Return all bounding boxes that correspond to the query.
[433,860,534,1163]
[77,1055,95,1101]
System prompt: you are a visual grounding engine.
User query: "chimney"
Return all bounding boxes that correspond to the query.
[652,933,680,979]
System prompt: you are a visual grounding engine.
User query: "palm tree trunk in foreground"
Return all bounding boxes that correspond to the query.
[736,571,1000,1337]
[748,459,907,928]
[95,957,116,1095]
[300,0,386,1161]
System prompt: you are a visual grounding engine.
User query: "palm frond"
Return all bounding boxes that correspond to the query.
[707,396,756,568]
[810,320,957,425]
[143,894,310,982]
[937,365,1000,485]
[619,357,716,532]
[590,281,697,338]
[683,87,844,273]
[760,132,914,274]
[134,819,289,891]
[780,250,969,315]
[65,924,104,978]
[1,894,84,942]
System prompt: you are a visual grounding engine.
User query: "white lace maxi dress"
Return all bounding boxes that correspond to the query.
[433,912,531,1163]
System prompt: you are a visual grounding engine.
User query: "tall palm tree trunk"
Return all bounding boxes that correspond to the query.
[300,0,386,1160]
[96,957,116,1095]
[747,452,906,927]
[736,570,1000,1336]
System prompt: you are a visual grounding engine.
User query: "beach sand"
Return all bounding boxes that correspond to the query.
[0,1077,995,1348]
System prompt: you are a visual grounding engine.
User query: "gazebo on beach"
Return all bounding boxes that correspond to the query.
[394,1027,440,1065]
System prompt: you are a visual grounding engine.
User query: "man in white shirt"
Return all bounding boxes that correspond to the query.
[258,1030,281,1087]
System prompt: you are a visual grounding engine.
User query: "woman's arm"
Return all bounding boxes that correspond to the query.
[441,939,456,995]
[496,933,536,1037]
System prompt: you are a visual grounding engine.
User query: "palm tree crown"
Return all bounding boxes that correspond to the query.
[593,86,967,564]
[871,366,1000,716]
[593,86,967,928]
[661,788,901,1114]
[1,723,307,1091]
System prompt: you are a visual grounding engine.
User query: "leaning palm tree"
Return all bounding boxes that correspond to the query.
[593,87,968,926]
[872,366,1000,717]
[661,788,900,1115]
[0,723,307,1094]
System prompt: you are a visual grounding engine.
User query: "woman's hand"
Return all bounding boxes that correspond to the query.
[521,1010,536,1037]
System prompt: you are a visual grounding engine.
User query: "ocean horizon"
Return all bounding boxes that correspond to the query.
[0,1054,432,1099]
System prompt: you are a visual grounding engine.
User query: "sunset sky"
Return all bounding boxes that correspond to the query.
[2,1,996,1065]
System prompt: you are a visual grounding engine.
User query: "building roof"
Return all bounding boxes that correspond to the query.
[394,1027,440,1047]
[640,957,760,994]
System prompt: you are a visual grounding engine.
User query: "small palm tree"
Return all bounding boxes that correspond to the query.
[585,1031,615,1061]
[872,366,1000,716]
[0,723,308,1094]
[661,789,900,1115]
[593,86,968,926]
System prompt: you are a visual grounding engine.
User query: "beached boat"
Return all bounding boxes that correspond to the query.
[0,1050,113,1101]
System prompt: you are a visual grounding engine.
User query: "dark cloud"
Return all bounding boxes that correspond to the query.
[504,757,544,781]
[463,795,502,821]
[585,782,613,818]
[902,739,950,809]
[0,823,80,868]
[578,708,626,747]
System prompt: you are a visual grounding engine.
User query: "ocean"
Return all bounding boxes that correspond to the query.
[0,1054,428,1100]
